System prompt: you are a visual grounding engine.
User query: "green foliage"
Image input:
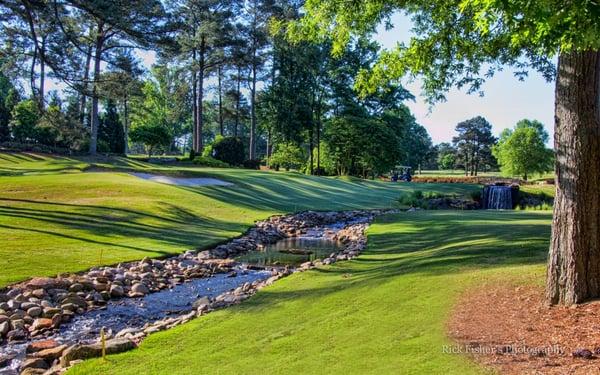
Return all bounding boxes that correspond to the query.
[437,143,457,170]
[242,159,261,170]
[0,70,18,142]
[9,100,40,143]
[212,136,245,166]
[453,116,497,175]
[99,100,126,154]
[288,1,600,101]
[325,113,401,177]
[192,156,230,168]
[129,124,171,156]
[492,119,554,180]
[269,143,305,171]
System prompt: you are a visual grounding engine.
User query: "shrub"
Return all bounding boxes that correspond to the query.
[270,143,305,171]
[242,159,261,170]
[189,149,197,161]
[193,156,230,168]
[10,100,40,143]
[129,124,171,156]
[212,136,245,166]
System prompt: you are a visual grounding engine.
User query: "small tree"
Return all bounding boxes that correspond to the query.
[212,136,245,166]
[9,100,40,143]
[493,120,554,181]
[99,100,126,154]
[270,143,305,171]
[129,124,171,157]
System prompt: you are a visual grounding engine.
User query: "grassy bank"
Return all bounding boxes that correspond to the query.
[69,210,551,375]
[0,152,479,287]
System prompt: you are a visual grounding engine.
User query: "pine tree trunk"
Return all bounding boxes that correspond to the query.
[218,65,224,136]
[192,49,198,153]
[89,23,104,156]
[235,65,241,137]
[546,50,600,305]
[249,64,257,159]
[79,44,92,127]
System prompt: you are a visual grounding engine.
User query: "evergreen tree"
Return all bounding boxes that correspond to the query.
[99,100,125,154]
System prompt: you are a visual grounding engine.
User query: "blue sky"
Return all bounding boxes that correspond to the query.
[376,13,556,145]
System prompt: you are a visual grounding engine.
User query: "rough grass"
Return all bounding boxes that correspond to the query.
[0,152,479,287]
[68,210,551,375]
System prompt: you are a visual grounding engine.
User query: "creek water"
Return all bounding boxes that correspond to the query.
[0,269,270,374]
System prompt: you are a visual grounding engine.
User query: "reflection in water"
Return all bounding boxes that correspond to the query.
[238,237,344,266]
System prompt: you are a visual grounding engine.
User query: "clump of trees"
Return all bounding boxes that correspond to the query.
[493,120,554,180]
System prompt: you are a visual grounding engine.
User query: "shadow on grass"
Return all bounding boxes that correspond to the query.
[0,198,251,254]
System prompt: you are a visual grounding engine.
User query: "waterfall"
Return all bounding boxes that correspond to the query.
[483,185,513,209]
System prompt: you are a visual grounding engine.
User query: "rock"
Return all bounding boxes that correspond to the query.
[27,306,42,318]
[26,339,59,353]
[20,368,47,375]
[30,318,53,331]
[61,295,87,309]
[131,283,149,295]
[69,283,84,293]
[109,284,124,298]
[34,344,68,361]
[20,357,49,371]
[25,277,69,291]
[42,307,61,318]
[573,348,594,359]
[60,338,136,366]
[0,321,9,335]
[192,297,211,310]
[0,314,7,323]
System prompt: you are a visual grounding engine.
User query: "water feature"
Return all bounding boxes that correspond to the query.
[237,237,344,266]
[0,269,270,374]
[0,210,376,374]
[483,185,514,209]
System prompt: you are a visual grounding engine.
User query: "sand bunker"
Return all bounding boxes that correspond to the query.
[131,172,233,187]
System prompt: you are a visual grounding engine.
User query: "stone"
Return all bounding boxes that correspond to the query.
[109,284,124,298]
[27,306,42,318]
[61,295,87,309]
[25,277,69,291]
[42,307,61,318]
[131,283,149,295]
[69,283,84,293]
[0,321,9,335]
[20,358,49,371]
[60,338,136,366]
[34,344,68,361]
[20,368,47,375]
[30,318,53,331]
[192,297,211,310]
[27,339,59,353]
[6,328,26,342]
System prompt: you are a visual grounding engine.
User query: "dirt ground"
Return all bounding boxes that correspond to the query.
[448,284,600,374]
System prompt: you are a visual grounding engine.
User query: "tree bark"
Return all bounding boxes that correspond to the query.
[235,65,241,137]
[79,44,93,127]
[192,49,198,153]
[546,50,600,305]
[249,62,257,159]
[195,37,206,153]
[218,65,224,136]
[39,37,46,109]
[89,22,105,156]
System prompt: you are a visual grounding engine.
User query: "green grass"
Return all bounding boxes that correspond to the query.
[0,152,479,287]
[69,210,551,375]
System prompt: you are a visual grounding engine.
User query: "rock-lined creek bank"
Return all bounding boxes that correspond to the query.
[0,209,393,374]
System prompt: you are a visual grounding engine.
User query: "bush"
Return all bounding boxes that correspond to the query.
[212,137,245,166]
[242,159,261,170]
[129,124,171,156]
[0,141,74,155]
[270,143,305,171]
[193,156,230,168]
[189,149,197,161]
[10,100,40,143]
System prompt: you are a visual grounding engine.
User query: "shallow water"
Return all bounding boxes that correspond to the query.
[238,237,343,266]
[0,269,270,374]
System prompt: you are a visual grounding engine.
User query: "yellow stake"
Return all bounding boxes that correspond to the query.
[101,327,106,361]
